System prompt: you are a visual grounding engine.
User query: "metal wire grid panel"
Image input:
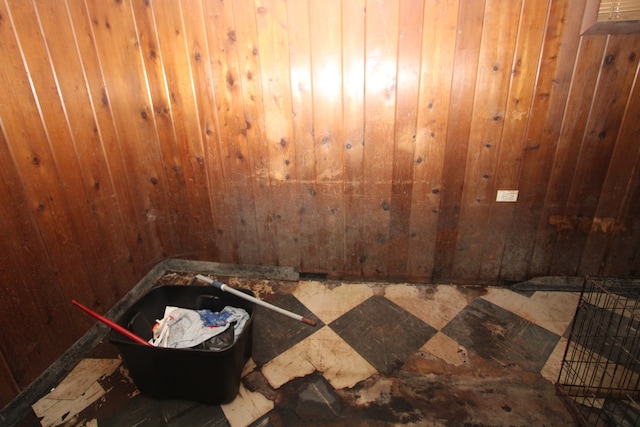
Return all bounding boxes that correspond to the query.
[556,277,640,426]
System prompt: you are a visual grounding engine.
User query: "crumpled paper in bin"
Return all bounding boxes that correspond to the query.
[150,305,249,349]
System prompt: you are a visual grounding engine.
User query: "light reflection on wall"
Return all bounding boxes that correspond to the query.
[290,52,398,108]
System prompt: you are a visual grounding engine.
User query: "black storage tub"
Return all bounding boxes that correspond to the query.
[109,285,254,404]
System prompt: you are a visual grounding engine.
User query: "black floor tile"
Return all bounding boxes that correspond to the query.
[251,293,323,365]
[329,296,437,375]
[166,404,229,427]
[513,289,537,298]
[98,394,228,427]
[441,298,560,373]
[265,372,343,424]
[98,394,165,427]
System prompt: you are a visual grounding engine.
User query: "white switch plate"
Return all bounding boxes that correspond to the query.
[496,190,518,202]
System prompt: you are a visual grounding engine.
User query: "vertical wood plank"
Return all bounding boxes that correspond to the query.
[500,0,584,280]
[527,34,606,276]
[129,0,192,256]
[407,0,459,282]
[283,0,316,271]
[0,236,58,388]
[0,121,72,387]
[148,0,227,260]
[2,0,100,318]
[254,0,300,267]
[34,0,134,304]
[622,175,640,275]
[180,0,235,263]
[452,0,522,282]
[361,0,399,279]
[432,0,485,281]
[123,0,184,258]
[84,0,170,261]
[0,239,31,389]
[65,0,146,285]
[0,4,80,381]
[555,33,640,275]
[0,349,18,405]
[342,0,366,278]
[387,0,424,280]
[230,0,277,266]
[193,0,259,263]
[600,60,640,276]
[310,0,345,275]
[479,0,551,282]
[602,154,640,275]
[567,35,639,208]
[174,0,225,260]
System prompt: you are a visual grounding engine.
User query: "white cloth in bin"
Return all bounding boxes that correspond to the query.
[150,306,249,349]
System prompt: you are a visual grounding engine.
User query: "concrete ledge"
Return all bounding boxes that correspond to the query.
[509,276,640,292]
[164,258,299,281]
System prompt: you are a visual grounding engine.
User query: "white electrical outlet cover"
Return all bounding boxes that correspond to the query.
[496,190,518,202]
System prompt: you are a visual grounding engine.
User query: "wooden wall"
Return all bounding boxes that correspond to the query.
[1,0,639,407]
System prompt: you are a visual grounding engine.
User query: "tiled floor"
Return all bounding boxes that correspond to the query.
[19,273,582,426]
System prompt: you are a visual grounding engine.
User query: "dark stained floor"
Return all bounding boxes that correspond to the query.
[19,272,580,426]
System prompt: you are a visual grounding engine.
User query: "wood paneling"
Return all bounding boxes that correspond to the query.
[1,0,639,406]
[502,0,586,278]
[408,0,459,282]
[388,0,424,280]
[480,0,550,280]
[342,0,366,278]
[433,0,485,281]
[453,0,522,281]
[362,0,400,279]
[599,64,640,276]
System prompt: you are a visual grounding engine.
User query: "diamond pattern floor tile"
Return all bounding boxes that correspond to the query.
[261,326,376,389]
[329,296,437,375]
[570,301,640,373]
[167,404,229,427]
[541,337,568,383]
[31,359,121,427]
[221,383,274,427]
[385,284,470,330]
[481,288,580,336]
[252,293,323,365]
[98,394,215,427]
[442,298,560,373]
[18,274,580,427]
[292,280,373,324]
[420,331,466,366]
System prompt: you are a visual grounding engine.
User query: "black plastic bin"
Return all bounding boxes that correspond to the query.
[109,285,254,404]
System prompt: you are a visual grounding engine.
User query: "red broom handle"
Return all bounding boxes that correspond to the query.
[72,299,152,346]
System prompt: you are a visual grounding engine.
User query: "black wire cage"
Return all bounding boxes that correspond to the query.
[556,277,640,426]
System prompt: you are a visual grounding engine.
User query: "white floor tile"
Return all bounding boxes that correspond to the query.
[293,280,373,324]
[421,332,466,366]
[32,382,105,427]
[31,358,121,427]
[221,383,274,427]
[481,288,580,336]
[262,326,377,390]
[385,284,469,330]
